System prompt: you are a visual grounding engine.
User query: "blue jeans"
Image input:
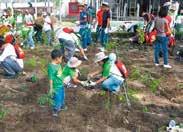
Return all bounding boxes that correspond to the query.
[96,25,101,42]
[154,36,168,65]
[52,86,65,112]
[59,38,76,61]
[79,27,88,49]
[35,30,42,44]
[0,57,22,76]
[86,27,92,46]
[102,76,123,92]
[45,30,52,45]
[27,28,35,48]
[100,28,109,47]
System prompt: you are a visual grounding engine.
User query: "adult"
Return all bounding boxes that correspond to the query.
[88,52,124,93]
[0,36,23,79]
[154,7,172,68]
[100,2,110,51]
[43,12,53,46]
[34,12,44,44]
[96,6,103,43]
[56,27,88,62]
[24,10,35,49]
[78,3,88,50]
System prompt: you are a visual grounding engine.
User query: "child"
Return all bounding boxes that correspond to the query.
[47,49,64,117]
[62,57,87,87]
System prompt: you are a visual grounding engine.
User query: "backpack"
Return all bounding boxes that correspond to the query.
[14,43,25,59]
[115,60,128,78]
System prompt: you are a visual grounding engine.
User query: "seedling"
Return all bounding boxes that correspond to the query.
[142,106,149,113]
[129,68,141,80]
[25,58,37,69]
[37,94,53,106]
[0,104,8,120]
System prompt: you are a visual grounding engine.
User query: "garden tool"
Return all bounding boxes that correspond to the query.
[122,80,131,107]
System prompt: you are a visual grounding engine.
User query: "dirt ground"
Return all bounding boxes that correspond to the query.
[0,41,182,132]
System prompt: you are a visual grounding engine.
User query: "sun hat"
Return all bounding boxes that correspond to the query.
[102,2,109,7]
[94,52,108,63]
[68,57,82,68]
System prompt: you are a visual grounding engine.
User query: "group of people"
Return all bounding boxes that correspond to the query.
[48,49,125,116]
[78,2,111,51]
[0,8,54,49]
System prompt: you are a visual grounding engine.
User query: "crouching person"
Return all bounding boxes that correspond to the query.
[88,52,124,93]
[62,57,87,87]
[0,36,23,79]
[48,49,65,117]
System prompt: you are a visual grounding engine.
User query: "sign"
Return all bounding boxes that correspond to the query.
[69,2,79,16]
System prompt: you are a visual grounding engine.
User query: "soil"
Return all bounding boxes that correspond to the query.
[0,42,182,132]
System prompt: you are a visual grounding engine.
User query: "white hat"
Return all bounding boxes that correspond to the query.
[68,57,82,68]
[94,52,108,63]
[102,2,109,6]
[163,2,171,7]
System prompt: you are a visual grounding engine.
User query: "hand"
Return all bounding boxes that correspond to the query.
[80,81,89,87]
[49,88,54,97]
[89,81,96,86]
[104,28,109,34]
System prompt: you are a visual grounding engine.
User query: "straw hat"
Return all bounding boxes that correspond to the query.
[68,57,82,68]
[94,52,108,63]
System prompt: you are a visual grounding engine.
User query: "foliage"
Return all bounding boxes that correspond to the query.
[25,58,37,69]
[39,58,49,76]
[137,28,145,44]
[0,104,8,120]
[129,68,141,80]
[106,41,118,51]
[37,94,53,106]
[142,106,149,113]
[176,83,183,89]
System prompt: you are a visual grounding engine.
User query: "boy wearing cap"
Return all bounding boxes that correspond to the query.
[48,49,64,116]
[88,52,124,93]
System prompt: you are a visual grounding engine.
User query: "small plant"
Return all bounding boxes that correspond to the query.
[0,104,8,120]
[176,83,183,89]
[130,68,141,80]
[137,28,145,44]
[106,41,118,51]
[149,79,161,93]
[37,94,53,106]
[142,106,149,113]
[99,90,106,96]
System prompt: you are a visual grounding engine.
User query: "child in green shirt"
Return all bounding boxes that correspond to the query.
[47,49,64,117]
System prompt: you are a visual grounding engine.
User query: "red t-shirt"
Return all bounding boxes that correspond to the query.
[97,9,103,26]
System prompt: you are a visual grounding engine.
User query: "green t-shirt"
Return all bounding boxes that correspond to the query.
[62,65,76,79]
[48,63,63,90]
[102,60,111,78]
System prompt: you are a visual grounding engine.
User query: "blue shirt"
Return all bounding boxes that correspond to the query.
[80,11,87,26]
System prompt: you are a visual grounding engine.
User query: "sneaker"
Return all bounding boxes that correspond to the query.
[75,48,80,52]
[99,47,105,52]
[52,111,58,117]
[30,47,35,50]
[163,64,172,69]
[155,63,160,66]
[60,106,68,111]
[83,56,88,61]
[84,48,87,51]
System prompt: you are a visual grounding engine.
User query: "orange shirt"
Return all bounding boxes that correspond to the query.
[97,9,103,26]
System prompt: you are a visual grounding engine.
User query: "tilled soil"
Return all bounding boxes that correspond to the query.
[0,44,182,132]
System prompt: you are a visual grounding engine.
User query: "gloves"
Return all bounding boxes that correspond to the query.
[80,81,89,87]
[88,81,96,86]
[104,28,109,34]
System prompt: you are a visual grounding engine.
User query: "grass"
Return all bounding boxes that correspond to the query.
[142,106,149,113]
[129,67,141,80]
[176,83,183,89]
[0,104,8,120]
[25,57,37,70]
[39,58,49,76]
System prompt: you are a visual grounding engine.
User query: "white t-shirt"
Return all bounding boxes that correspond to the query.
[25,14,34,25]
[0,44,24,68]
[43,16,52,31]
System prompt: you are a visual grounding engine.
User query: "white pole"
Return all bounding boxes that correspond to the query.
[35,0,37,19]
